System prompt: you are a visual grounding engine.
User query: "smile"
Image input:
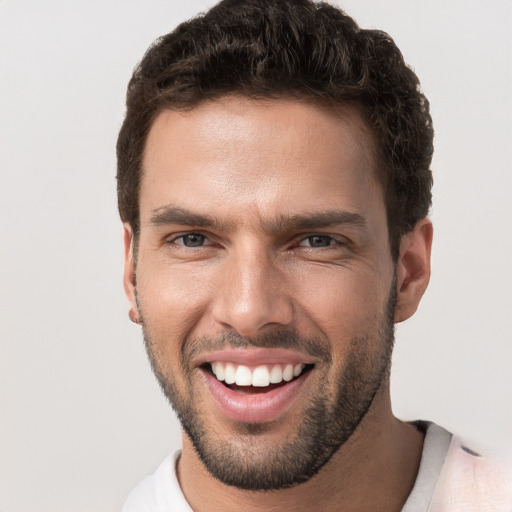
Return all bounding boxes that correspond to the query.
[199,349,315,423]
[210,361,307,387]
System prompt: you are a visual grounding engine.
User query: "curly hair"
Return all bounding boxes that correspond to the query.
[117,0,433,260]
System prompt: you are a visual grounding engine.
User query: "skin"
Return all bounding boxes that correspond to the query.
[124,96,433,511]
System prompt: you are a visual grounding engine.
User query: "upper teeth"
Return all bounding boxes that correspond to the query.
[211,362,305,387]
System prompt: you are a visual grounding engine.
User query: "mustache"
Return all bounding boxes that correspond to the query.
[182,330,332,365]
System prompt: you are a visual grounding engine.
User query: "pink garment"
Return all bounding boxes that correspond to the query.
[429,436,512,512]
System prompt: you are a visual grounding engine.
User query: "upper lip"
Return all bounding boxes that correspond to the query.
[197,348,315,367]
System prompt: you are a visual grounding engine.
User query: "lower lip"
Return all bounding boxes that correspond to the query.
[202,370,311,423]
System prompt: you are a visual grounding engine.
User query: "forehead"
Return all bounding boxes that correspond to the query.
[140,96,383,226]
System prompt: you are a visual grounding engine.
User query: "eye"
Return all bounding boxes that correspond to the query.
[300,235,336,248]
[174,233,208,247]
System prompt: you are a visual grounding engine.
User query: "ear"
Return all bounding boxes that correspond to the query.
[123,223,141,324]
[395,218,433,323]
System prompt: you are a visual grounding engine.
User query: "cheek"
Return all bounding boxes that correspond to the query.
[293,266,389,342]
[136,259,215,341]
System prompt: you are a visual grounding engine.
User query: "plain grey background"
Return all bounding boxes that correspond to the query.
[1,0,511,510]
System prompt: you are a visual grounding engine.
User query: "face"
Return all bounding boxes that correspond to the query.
[126,97,399,490]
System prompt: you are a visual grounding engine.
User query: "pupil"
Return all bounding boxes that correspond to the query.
[184,234,204,247]
[309,235,330,247]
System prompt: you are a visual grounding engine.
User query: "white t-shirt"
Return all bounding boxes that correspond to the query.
[123,422,512,512]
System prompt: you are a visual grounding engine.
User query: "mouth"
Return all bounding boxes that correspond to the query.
[204,361,314,394]
[198,351,315,423]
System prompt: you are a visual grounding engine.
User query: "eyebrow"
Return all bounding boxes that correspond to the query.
[149,204,367,234]
[150,205,234,230]
[265,211,367,233]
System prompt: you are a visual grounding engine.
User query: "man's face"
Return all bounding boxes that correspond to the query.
[126,97,397,490]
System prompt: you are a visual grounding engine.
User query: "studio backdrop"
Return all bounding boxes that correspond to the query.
[0,1,510,511]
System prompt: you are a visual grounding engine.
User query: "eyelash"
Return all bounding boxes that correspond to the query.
[168,233,211,248]
[166,232,347,250]
[298,235,342,248]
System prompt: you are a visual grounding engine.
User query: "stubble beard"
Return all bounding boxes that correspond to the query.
[140,284,396,491]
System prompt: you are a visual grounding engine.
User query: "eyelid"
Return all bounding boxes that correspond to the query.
[163,231,349,249]
[296,234,348,247]
[166,231,212,246]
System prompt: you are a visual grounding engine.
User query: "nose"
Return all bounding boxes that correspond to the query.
[211,244,294,337]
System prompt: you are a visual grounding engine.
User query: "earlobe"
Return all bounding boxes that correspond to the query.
[123,224,141,324]
[394,218,433,323]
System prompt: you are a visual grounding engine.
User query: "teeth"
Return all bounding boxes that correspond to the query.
[224,363,236,384]
[282,364,294,382]
[235,365,252,386]
[252,365,270,387]
[269,365,283,383]
[210,362,306,387]
[215,362,225,381]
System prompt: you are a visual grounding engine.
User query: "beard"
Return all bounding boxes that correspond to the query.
[139,282,396,491]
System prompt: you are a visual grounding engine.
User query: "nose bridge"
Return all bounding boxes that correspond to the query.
[212,239,293,336]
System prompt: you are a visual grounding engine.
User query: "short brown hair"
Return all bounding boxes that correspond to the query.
[117,0,433,260]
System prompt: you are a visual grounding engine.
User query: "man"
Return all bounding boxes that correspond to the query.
[117,1,511,510]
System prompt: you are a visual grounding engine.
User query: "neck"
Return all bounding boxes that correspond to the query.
[177,386,424,512]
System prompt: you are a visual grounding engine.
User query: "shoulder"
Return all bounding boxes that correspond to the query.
[430,435,512,512]
[123,451,192,512]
